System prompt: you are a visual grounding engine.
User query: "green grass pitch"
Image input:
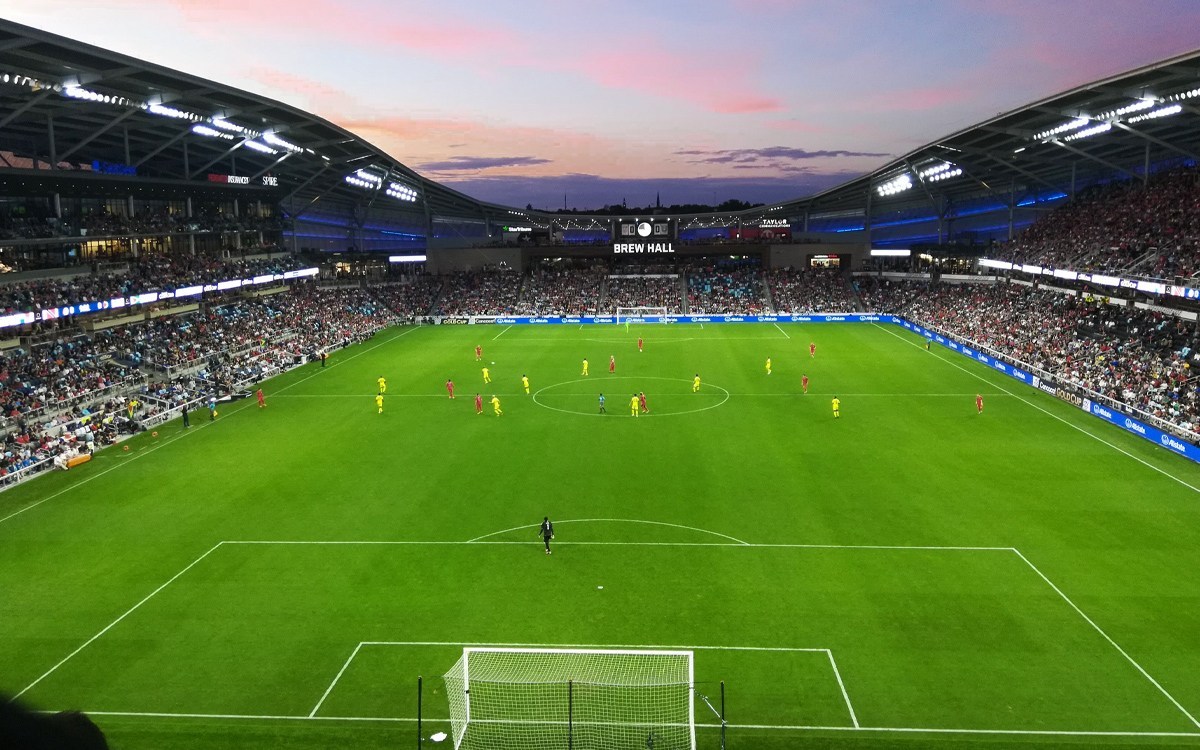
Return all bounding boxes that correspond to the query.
[3,321,1200,749]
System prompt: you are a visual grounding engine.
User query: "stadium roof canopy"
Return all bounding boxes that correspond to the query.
[1,17,1198,243]
[0,18,514,223]
[733,47,1200,229]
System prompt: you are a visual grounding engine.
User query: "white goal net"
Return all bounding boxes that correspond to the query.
[615,307,670,324]
[444,647,695,750]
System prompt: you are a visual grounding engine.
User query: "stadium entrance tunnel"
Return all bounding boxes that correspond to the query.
[532,376,729,417]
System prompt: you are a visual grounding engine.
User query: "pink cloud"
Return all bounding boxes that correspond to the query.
[569,42,783,114]
[161,0,782,115]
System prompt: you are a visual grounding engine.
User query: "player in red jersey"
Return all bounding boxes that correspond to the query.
[474,393,483,414]
[809,342,816,358]
[639,391,649,414]
[801,374,809,394]
[475,345,482,361]
[976,394,984,414]
[609,355,616,374]
[637,337,644,353]
[446,379,455,399]
[256,388,265,408]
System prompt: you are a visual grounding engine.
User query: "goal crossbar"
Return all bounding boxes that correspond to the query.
[445,647,696,750]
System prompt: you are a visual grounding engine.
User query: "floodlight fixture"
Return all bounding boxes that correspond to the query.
[263,132,303,153]
[1034,117,1090,141]
[1061,122,1111,142]
[1126,104,1182,124]
[875,173,913,197]
[242,140,279,155]
[192,124,235,140]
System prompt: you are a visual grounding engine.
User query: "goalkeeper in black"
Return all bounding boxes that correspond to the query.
[540,517,554,555]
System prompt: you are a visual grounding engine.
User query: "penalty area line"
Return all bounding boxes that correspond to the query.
[1012,548,1200,729]
[15,542,226,700]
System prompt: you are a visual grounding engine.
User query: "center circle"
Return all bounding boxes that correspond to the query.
[532,376,729,417]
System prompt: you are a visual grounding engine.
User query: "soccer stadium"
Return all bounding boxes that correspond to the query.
[3,10,1200,750]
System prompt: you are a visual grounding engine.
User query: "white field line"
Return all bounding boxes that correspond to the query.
[273,325,424,396]
[0,326,422,528]
[1011,548,1200,729]
[359,640,829,653]
[82,710,418,723]
[66,714,1200,738]
[773,322,791,339]
[492,325,513,340]
[825,650,859,728]
[467,517,751,545]
[14,541,226,699]
[705,724,1200,737]
[267,392,1007,399]
[873,323,1200,494]
[221,539,1011,551]
[309,643,364,717]
[0,410,237,527]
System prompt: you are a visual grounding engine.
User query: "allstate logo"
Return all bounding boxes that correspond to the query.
[1161,435,1188,452]
[1123,418,1146,435]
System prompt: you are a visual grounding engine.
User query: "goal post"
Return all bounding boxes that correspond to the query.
[615,306,669,324]
[444,647,695,750]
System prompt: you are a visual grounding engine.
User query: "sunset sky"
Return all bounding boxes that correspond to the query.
[6,1,1199,209]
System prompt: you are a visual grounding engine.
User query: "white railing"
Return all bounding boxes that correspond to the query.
[0,456,55,489]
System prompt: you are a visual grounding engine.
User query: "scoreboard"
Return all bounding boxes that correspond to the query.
[612,218,675,254]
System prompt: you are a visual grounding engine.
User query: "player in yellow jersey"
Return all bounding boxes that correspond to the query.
[522,374,530,394]
[377,376,386,394]
[482,366,491,383]
[765,357,772,375]
[692,374,701,393]
[630,393,640,417]
[581,358,589,376]
[490,394,503,416]
[376,394,384,414]
[832,396,841,418]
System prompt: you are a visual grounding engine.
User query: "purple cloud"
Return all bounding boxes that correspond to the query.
[677,147,890,165]
[419,155,553,172]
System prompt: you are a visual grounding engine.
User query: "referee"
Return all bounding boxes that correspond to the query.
[539,517,555,555]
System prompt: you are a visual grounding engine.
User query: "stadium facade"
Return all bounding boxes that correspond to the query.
[1,19,1198,276]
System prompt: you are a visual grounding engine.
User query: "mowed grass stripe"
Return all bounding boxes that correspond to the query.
[3,322,1200,750]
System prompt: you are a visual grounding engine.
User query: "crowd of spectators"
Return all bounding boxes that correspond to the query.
[371,277,444,319]
[767,268,856,313]
[1001,167,1200,278]
[0,253,305,316]
[874,280,1200,439]
[604,275,684,314]
[0,209,286,242]
[433,270,523,316]
[686,267,766,315]
[0,282,397,484]
[515,268,605,316]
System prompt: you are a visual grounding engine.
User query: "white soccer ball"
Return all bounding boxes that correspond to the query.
[491,361,495,364]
